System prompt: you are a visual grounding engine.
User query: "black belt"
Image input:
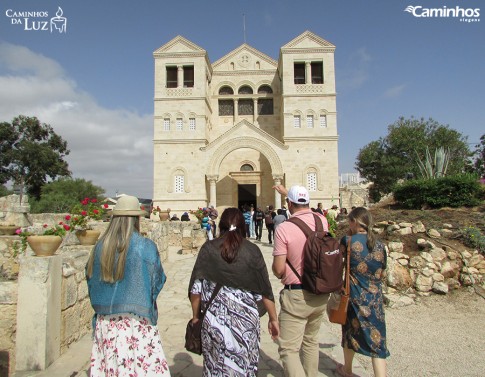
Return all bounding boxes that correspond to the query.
[284,284,303,290]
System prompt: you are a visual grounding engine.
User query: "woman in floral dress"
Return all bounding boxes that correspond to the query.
[188,207,279,376]
[87,195,171,376]
[337,207,389,377]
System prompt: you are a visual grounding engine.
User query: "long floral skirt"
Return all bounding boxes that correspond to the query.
[90,313,171,376]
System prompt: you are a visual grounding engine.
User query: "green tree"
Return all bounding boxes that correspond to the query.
[0,185,13,197]
[0,115,71,200]
[30,178,105,213]
[470,134,485,179]
[356,117,470,202]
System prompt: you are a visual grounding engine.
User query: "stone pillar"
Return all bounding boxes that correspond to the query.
[177,65,183,88]
[305,61,311,84]
[15,255,62,371]
[207,175,218,207]
[234,99,238,123]
[253,98,258,124]
[273,175,283,209]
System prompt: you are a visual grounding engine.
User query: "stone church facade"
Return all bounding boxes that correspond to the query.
[153,31,339,214]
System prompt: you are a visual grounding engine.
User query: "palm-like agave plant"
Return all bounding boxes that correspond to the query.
[416,146,450,178]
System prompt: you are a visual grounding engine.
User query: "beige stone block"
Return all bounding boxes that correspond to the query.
[62,275,78,310]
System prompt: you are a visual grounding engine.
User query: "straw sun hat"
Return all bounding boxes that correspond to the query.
[112,195,146,216]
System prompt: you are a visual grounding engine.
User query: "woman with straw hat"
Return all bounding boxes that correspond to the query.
[87,195,171,376]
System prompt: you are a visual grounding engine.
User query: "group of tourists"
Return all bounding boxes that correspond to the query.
[86,186,389,376]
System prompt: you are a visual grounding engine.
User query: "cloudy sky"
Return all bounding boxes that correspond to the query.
[0,0,483,199]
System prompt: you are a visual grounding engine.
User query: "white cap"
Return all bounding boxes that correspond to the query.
[287,185,310,205]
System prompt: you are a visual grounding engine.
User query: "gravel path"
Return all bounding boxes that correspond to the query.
[328,289,485,377]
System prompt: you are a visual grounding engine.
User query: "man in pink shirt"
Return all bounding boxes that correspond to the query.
[272,185,329,377]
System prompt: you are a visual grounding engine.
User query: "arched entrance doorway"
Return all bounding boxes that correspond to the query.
[204,135,285,211]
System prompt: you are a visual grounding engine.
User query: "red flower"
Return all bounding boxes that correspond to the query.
[65,215,71,221]
[91,199,97,203]
[43,224,48,228]
[59,221,64,225]
[81,210,87,216]
[63,224,70,231]
[93,209,99,215]
[103,204,109,209]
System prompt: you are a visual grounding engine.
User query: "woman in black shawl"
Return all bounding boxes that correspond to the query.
[188,207,279,376]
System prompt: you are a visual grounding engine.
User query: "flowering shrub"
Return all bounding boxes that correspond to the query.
[70,198,108,230]
[190,208,206,224]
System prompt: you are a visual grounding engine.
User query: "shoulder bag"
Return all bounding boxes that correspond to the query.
[326,236,351,325]
[185,283,221,355]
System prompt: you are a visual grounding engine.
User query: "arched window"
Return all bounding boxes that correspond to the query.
[219,86,234,95]
[240,164,254,171]
[258,85,273,94]
[238,85,253,94]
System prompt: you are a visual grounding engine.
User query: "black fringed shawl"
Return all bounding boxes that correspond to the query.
[188,238,275,302]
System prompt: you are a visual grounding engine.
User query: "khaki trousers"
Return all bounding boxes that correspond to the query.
[278,289,329,377]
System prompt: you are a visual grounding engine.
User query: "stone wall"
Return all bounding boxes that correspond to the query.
[0,281,16,376]
[0,216,205,376]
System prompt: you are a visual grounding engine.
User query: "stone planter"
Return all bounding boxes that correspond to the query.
[158,211,170,221]
[75,229,101,245]
[0,225,19,235]
[27,235,62,256]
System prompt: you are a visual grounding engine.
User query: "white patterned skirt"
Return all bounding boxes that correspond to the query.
[90,313,171,377]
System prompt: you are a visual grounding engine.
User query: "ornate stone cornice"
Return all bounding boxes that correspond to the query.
[283,136,339,142]
[154,139,207,144]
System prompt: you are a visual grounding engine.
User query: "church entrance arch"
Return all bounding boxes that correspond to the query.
[205,137,284,210]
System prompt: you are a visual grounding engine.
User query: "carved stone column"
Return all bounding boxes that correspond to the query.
[234,99,238,123]
[273,175,283,209]
[305,61,311,84]
[177,65,183,88]
[253,98,258,124]
[207,175,219,207]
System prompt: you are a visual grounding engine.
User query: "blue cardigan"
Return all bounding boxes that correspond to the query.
[87,231,166,325]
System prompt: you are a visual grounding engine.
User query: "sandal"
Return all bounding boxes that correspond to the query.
[336,363,354,377]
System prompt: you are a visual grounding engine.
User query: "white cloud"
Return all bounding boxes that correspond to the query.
[383,84,407,98]
[339,47,372,91]
[0,42,153,198]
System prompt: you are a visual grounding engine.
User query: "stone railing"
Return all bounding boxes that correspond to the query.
[0,217,205,376]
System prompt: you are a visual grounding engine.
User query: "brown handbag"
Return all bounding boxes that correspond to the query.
[185,283,221,355]
[327,236,351,325]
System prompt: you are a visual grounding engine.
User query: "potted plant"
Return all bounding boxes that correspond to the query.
[152,206,171,221]
[69,198,108,245]
[16,220,70,256]
[190,208,205,224]
[0,223,19,235]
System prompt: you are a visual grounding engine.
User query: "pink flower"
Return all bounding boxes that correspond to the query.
[43,224,48,228]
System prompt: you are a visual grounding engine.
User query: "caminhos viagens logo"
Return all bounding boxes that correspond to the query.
[5,6,67,32]
[404,5,480,23]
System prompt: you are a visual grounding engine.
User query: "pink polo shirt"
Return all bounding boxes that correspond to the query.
[272,209,329,285]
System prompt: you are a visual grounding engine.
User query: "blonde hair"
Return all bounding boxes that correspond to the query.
[86,216,140,283]
[348,207,376,250]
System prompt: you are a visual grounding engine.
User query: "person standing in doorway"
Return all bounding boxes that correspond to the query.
[265,205,276,244]
[253,206,264,241]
